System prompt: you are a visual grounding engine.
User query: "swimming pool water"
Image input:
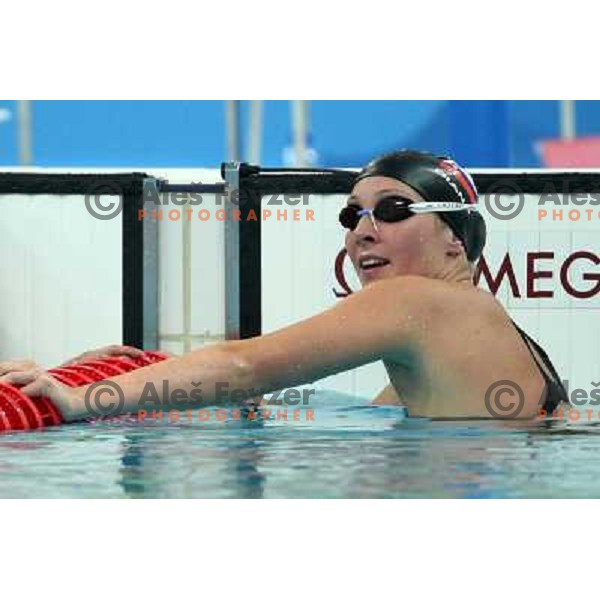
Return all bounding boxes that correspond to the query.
[0,390,597,498]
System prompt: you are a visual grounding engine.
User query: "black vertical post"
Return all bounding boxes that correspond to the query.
[122,179,146,347]
[239,182,262,339]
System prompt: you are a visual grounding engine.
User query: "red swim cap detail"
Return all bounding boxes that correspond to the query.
[438,159,478,204]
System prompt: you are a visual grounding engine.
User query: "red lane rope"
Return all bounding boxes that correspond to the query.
[0,351,168,434]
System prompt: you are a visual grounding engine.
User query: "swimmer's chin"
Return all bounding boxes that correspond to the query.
[358,265,397,285]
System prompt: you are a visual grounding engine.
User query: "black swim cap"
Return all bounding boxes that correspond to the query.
[353,150,486,261]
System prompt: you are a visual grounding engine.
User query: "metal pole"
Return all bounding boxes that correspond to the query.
[225,100,241,161]
[16,100,33,165]
[247,100,263,164]
[560,100,576,141]
[292,100,309,167]
[182,195,192,354]
[142,179,160,349]
[223,162,241,339]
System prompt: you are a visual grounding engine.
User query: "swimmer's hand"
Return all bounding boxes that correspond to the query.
[0,359,44,377]
[61,344,147,366]
[0,345,149,373]
[0,369,80,421]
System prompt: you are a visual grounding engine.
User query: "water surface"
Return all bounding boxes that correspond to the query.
[0,391,595,498]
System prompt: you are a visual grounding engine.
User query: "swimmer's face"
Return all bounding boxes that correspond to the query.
[345,176,457,285]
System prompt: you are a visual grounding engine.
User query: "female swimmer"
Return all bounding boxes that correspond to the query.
[0,150,567,420]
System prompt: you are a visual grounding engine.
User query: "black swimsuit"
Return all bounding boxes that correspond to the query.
[511,321,568,413]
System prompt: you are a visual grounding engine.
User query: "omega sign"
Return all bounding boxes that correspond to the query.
[333,249,600,299]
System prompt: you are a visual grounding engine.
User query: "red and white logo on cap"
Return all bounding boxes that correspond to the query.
[438,159,478,204]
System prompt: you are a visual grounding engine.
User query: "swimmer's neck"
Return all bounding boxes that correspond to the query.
[432,260,475,286]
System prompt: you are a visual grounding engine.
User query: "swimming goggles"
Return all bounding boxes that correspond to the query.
[339,195,478,231]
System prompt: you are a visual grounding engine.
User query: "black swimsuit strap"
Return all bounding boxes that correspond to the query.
[511,320,568,412]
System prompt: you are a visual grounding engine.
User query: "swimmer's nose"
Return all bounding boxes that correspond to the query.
[353,212,380,244]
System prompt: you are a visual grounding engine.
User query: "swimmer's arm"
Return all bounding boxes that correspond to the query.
[23,277,435,420]
[0,346,170,374]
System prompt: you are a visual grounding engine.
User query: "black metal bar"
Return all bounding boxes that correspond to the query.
[0,173,149,195]
[11,169,600,198]
[236,165,600,195]
[472,172,600,193]
[240,169,356,195]
[157,183,226,194]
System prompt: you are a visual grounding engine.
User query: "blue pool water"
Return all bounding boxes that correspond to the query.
[0,390,597,498]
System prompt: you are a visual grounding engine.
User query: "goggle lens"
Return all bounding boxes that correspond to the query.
[339,196,413,231]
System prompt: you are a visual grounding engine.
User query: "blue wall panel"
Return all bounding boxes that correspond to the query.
[508,100,561,167]
[574,101,600,138]
[448,100,510,167]
[1,100,599,169]
[311,100,449,167]
[32,100,226,167]
[0,101,18,165]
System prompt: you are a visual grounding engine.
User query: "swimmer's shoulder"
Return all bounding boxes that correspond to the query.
[361,275,503,318]
[367,276,516,343]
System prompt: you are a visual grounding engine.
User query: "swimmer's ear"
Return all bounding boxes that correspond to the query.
[446,231,465,259]
[436,218,466,260]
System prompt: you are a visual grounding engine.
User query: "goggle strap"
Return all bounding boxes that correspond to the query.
[409,202,479,214]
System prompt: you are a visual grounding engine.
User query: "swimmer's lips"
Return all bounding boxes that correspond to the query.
[358,255,391,272]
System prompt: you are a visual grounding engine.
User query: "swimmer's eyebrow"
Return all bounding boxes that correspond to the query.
[346,189,407,205]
